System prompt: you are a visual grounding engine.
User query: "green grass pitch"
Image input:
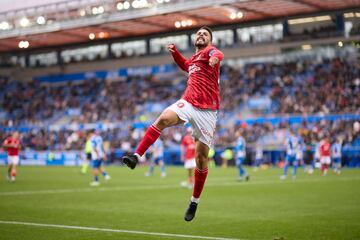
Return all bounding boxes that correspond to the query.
[0,165,359,240]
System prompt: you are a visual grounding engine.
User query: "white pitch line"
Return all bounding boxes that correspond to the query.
[0,176,359,196]
[0,220,242,240]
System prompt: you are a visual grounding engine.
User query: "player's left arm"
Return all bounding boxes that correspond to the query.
[208,48,224,67]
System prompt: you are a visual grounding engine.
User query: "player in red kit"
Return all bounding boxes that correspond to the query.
[180,127,196,189]
[319,136,331,176]
[3,131,21,182]
[121,26,224,221]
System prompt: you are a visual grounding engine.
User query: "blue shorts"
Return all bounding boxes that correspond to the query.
[150,157,163,165]
[333,157,341,164]
[286,155,298,165]
[236,158,245,167]
[92,159,103,169]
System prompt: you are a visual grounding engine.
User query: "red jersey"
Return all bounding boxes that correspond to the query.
[181,134,196,160]
[171,44,224,110]
[319,140,331,157]
[3,137,20,156]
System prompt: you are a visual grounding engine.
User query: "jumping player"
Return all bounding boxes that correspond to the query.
[180,127,196,188]
[121,26,224,221]
[3,131,21,182]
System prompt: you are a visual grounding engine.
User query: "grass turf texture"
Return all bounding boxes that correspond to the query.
[0,166,359,240]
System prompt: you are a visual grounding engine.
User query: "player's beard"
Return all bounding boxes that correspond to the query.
[195,42,206,48]
[195,38,208,48]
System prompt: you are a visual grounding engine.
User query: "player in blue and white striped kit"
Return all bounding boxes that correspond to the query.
[89,129,110,186]
[235,131,249,181]
[280,129,299,180]
[331,137,342,175]
[145,138,166,177]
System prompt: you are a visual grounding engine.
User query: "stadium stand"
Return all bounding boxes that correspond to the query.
[0,0,359,167]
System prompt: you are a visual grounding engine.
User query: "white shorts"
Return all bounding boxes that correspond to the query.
[167,99,217,148]
[184,158,196,169]
[8,155,20,165]
[320,156,331,165]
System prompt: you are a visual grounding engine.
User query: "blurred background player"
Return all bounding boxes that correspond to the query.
[254,143,263,171]
[220,148,233,168]
[207,148,216,168]
[303,139,314,174]
[2,131,21,182]
[145,137,166,177]
[180,127,196,188]
[281,129,299,180]
[296,133,304,170]
[319,135,332,176]
[235,130,249,181]
[331,137,342,175]
[313,138,321,172]
[89,129,110,186]
[81,131,92,174]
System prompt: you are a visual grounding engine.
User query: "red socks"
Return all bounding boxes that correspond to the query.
[135,124,161,157]
[321,164,329,172]
[192,167,208,199]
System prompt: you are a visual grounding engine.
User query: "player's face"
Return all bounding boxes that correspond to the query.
[195,29,211,48]
[13,132,19,139]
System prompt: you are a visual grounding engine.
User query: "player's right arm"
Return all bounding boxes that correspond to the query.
[2,139,13,149]
[167,44,189,72]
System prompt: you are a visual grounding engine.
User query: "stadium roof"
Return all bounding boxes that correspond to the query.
[0,0,359,53]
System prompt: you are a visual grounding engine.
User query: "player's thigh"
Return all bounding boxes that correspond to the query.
[8,156,19,166]
[92,160,102,169]
[154,108,184,129]
[190,109,217,148]
[236,158,244,167]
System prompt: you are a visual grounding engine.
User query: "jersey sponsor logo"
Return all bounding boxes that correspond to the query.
[189,64,200,75]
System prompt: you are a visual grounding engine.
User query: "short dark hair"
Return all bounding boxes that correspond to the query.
[199,26,213,41]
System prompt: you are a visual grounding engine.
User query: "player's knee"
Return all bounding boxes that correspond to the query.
[196,152,208,164]
[156,115,173,129]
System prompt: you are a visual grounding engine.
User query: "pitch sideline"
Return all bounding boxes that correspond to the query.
[0,220,244,240]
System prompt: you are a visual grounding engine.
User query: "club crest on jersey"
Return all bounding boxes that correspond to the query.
[189,64,200,75]
[177,102,185,108]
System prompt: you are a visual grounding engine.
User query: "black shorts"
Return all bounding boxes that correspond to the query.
[86,153,92,161]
